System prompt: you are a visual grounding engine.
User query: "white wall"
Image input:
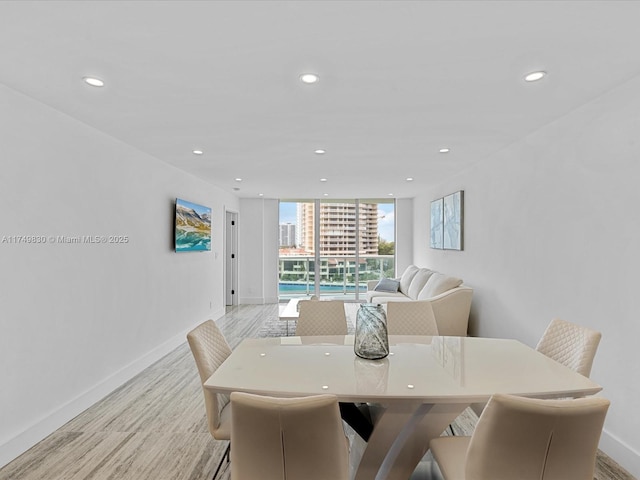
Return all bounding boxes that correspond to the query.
[0,84,239,467]
[395,198,414,276]
[238,198,279,304]
[413,75,640,476]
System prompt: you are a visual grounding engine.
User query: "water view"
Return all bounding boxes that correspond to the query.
[279,282,367,294]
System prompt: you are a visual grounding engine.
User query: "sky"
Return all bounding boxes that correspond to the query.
[177,198,211,216]
[279,201,395,242]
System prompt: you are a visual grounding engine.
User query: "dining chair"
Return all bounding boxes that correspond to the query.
[386,301,439,335]
[469,317,602,420]
[187,320,233,480]
[536,317,602,377]
[229,392,350,480]
[295,299,348,336]
[431,393,610,480]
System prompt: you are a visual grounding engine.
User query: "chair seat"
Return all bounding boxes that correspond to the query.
[430,436,470,479]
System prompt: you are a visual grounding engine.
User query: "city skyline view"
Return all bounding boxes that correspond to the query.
[279,201,395,242]
[277,200,396,301]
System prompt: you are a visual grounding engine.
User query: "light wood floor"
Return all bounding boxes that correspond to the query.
[0,304,634,480]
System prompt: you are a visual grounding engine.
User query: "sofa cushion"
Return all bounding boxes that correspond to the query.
[407,269,434,300]
[399,265,420,295]
[373,278,400,293]
[418,272,463,299]
[367,290,406,303]
[371,295,414,304]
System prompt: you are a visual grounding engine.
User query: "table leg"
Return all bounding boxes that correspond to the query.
[353,402,468,480]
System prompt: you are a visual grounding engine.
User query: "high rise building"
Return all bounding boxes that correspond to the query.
[296,202,379,255]
[279,223,296,247]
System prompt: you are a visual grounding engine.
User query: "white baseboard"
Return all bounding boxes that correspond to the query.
[210,307,226,322]
[600,428,640,478]
[0,326,196,469]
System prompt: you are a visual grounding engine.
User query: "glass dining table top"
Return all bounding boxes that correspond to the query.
[205,335,602,403]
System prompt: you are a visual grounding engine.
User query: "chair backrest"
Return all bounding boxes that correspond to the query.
[186,320,232,438]
[230,392,350,480]
[536,318,602,377]
[386,301,438,335]
[466,393,610,480]
[296,300,348,336]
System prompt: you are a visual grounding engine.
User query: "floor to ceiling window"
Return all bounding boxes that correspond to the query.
[278,199,395,302]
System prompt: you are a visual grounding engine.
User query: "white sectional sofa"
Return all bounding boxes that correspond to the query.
[366,265,473,336]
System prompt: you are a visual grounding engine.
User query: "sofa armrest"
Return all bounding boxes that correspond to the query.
[427,286,473,336]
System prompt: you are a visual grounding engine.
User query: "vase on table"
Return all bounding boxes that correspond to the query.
[354,303,389,360]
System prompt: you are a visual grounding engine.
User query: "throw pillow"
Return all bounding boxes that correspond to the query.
[373,278,400,293]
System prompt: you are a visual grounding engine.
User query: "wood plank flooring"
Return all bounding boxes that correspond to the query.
[0,304,634,480]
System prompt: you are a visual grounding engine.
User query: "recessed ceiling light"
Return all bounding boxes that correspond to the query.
[323,193,329,196]
[300,73,319,84]
[524,71,547,82]
[314,149,326,154]
[258,193,264,197]
[320,178,327,182]
[83,76,104,87]
[439,148,450,153]
[192,149,203,155]
[406,177,414,181]
[388,193,394,196]
[235,178,242,182]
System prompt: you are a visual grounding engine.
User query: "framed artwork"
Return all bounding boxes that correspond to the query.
[443,190,464,250]
[430,198,443,249]
[175,198,212,252]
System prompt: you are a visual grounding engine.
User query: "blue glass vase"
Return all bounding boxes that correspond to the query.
[354,303,389,360]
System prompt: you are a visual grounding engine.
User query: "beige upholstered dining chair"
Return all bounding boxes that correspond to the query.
[187,320,233,479]
[229,392,350,480]
[431,393,610,480]
[536,317,602,377]
[386,301,439,335]
[469,317,602,419]
[295,299,348,336]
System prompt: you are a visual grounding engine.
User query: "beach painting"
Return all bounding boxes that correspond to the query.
[175,198,211,252]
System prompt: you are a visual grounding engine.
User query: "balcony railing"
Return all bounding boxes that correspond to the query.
[278,254,395,301]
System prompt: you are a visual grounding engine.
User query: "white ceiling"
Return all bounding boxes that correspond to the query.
[2,1,640,199]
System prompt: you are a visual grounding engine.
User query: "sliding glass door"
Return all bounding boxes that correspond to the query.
[278,199,395,301]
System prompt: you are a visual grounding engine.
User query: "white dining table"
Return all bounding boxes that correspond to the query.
[204,335,602,480]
